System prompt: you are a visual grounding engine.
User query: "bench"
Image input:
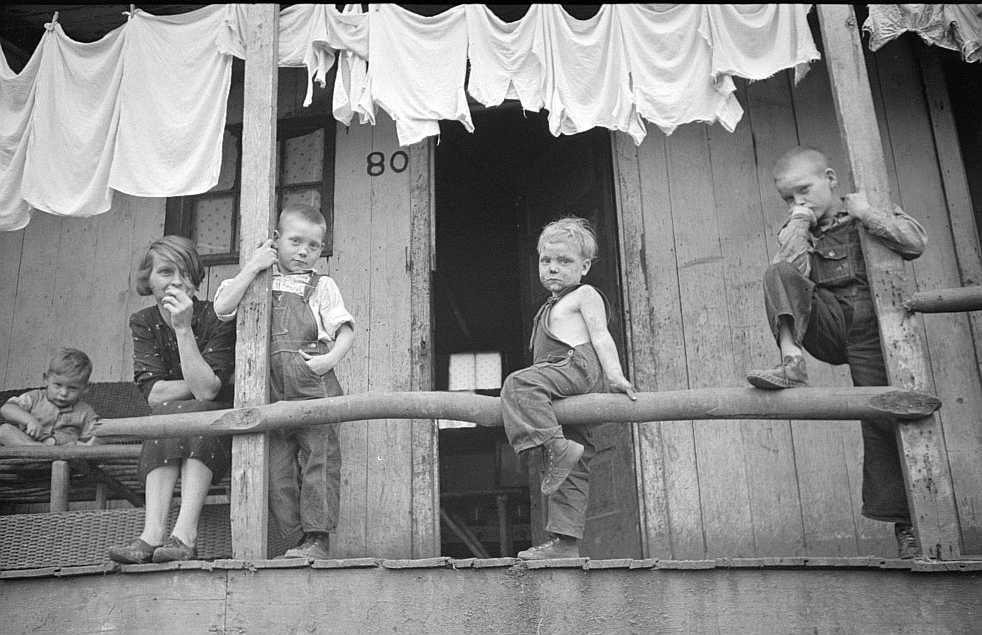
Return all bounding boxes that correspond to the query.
[1,383,152,513]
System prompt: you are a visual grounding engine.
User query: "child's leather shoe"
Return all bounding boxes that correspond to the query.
[895,523,921,559]
[278,532,330,560]
[152,535,197,562]
[517,535,581,560]
[107,538,159,564]
[747,355,809,390]
[540,437,584,495]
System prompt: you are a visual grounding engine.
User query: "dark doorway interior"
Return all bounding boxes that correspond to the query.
[434,108,642,559]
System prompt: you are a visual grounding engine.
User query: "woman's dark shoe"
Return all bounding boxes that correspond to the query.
[108,538,159,564]
[152,535,197,563]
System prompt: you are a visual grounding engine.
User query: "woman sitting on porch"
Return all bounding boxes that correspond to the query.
[108,236,236,564]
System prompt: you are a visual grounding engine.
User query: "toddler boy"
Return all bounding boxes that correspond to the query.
[501,217,636,560]
[0,348,99,446]
[745,146,927,558]
[214,203,354,560]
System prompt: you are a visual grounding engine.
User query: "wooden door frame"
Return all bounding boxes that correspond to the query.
[409,138,440,557]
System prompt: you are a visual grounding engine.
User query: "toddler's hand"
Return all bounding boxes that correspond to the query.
[245,239,278,274]
[608,376,638,401]
[42,436,56,446]
[24,418,43,440]
[299,350,333,376]
[843,192,873,223]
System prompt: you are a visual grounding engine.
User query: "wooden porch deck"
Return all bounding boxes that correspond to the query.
[2,556,980,633]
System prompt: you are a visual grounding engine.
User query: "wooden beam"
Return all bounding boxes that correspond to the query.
[906,286,982,313]
[409,138,439,558]
[815,4,961,559]
[0,445,141,460]
[94,387,941,439]
[231,3,279,560]
[49,460,69,512]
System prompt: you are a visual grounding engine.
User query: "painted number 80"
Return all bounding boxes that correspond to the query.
[366,151,409,176]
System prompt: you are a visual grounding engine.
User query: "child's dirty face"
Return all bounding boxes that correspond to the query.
[538,239,591,295]
[148,255,194,303]
[43,372,87,409]
[774,157,838,220]
[274,215,325,273]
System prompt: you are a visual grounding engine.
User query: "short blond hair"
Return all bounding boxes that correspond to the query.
[47,347,92,383]
[773,145,829,180]
[537,217,597,261]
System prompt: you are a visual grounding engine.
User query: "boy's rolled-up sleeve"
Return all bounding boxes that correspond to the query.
[317,277,354,341]
[212,279,238,322]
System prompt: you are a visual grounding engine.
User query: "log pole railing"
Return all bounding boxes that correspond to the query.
[89,387,940,440]
[905,286,982,314]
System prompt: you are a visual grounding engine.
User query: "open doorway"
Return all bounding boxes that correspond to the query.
[434,107,642,559]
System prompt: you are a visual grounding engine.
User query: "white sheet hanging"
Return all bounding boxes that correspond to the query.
[702,4,820,84]
[533,5,645,144]
[0,37,43,230]
[367,4,473,147]
[21,23,123,219]
[329,4,372,126]
[464,5,545,111]
[109,5,234,197]
[615,4,743,136]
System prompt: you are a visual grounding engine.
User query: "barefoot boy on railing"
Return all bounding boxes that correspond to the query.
[501,217,636,560]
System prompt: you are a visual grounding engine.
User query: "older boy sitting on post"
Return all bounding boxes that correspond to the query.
[502,217,636,560]
[214,203,354,560]
[0,348,99,446]
[745,146,927,558]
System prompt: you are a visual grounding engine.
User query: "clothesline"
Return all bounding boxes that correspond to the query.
[5,4,973,231]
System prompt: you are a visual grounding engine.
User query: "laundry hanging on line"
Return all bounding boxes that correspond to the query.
[1,3,823,230]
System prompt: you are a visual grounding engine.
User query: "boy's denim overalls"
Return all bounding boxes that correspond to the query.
[268,272,343,540]
[763,217,909,524]
[501,284,609,540]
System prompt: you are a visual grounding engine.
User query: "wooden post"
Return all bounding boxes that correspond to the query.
[231,3,279,560]
[816,4,961,559]
[50,460,69,512]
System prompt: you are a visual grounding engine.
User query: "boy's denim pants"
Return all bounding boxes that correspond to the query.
[502,343,607,540]
[268,349,343,540]
[763,260,910,524]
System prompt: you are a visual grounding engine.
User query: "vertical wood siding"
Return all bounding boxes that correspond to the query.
[620,40,982,557]
[330,114,436,557]
[0,196,164,388]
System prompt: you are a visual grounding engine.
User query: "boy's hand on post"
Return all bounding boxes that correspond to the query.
[608,376,638,401]
[843,192,873,224]
[245,239,278,275]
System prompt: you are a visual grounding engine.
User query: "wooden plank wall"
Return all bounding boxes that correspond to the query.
[0,197,164,389]
[330,113,437,558]
[619,38,982,558]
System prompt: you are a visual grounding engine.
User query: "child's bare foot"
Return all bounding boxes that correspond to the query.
[747,355,808,390]
[517,534,580,560]
[540,438,583,495]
